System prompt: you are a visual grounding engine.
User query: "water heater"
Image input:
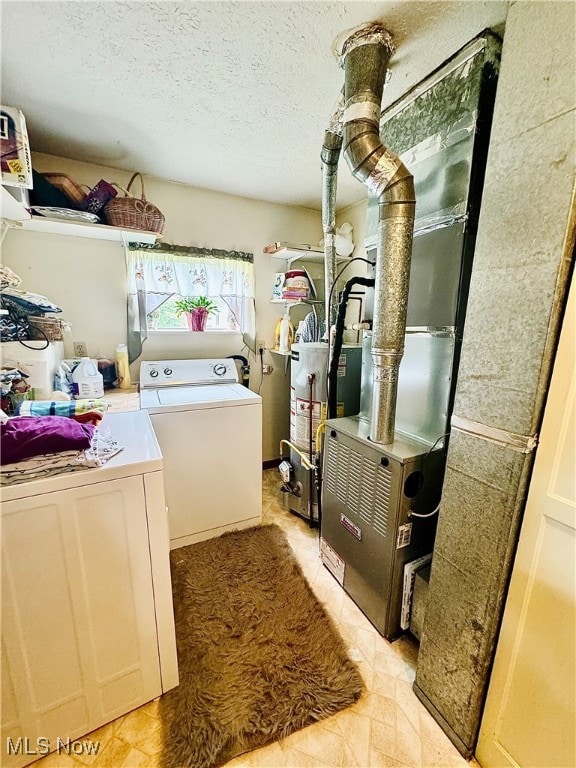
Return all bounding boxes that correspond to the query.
[284,342,362,523]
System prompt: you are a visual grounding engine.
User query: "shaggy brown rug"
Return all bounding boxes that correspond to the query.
[160,524,363,768]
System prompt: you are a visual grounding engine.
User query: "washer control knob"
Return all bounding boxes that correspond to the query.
[164,367,173,376]
[213,363,227,377]
[149,369,159,378]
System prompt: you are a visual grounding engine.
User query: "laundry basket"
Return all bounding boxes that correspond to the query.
[27,315,68,341]
[104,172,165,234]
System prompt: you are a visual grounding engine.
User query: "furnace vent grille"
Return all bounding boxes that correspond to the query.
[326,438,391,537]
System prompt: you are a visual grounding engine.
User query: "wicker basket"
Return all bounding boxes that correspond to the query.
[28,316,68,342]
[104,172,165,234]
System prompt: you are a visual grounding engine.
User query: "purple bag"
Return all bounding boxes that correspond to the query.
[82,179,117,214]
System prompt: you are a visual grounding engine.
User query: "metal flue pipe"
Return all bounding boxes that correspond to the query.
[340,23,416,445]
[321,91,344,332]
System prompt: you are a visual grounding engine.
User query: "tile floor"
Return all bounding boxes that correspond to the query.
[31,470,475,768]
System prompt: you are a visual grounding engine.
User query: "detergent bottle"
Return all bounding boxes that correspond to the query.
[278,310,294,354]
[71,358,104,399]
[115,344,132,389]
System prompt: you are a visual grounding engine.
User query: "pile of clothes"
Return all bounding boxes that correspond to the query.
[1,403,123,485]
[1,264,65,343]
[0,365,31,414]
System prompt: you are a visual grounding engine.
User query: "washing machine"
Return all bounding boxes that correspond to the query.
[140,358,262,549]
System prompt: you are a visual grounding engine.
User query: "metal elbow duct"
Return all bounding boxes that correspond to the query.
[341,23,416,445]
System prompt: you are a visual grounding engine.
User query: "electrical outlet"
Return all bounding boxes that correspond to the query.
[262,364,273,374]
[257,340,266,354]
[73,341,88,357]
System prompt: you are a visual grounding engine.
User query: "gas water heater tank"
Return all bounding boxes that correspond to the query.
[286,342,362,524]
[289,342,362,453]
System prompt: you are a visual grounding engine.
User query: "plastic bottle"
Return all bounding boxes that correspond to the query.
[273,318,282,351]
[71,358,104,399]
[279,310,293,354]
[115,344,131,390]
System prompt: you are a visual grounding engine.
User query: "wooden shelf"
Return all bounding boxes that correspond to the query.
[1,186,160,244]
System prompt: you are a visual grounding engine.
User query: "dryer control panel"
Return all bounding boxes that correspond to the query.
[140,359,239,388]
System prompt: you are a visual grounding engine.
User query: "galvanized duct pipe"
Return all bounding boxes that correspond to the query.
[321,91,344,331]
[341,23,416,445]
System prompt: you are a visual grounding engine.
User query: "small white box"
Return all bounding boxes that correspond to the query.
[1,105,33,188]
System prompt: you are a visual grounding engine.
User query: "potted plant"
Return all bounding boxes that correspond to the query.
[175,296,219,332]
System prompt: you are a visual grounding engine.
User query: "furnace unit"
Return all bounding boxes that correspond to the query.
[320,32,501,639]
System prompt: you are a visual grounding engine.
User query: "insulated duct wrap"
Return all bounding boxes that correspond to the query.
[321,98,344,330]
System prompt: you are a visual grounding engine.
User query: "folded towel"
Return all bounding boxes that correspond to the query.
[16,399,108,418]
[72,411,104,426]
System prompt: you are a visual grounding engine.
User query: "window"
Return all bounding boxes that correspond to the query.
[148,294,241,332]
[127,244,255,362]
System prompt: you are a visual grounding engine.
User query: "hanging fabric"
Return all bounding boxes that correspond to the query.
[126,243,255,363]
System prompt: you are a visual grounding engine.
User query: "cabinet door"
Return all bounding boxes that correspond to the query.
[1,476,162,767]
[476,277,576,767]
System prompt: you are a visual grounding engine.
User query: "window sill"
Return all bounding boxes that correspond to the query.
[147,329,242,335]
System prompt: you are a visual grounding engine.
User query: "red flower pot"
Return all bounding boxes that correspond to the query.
[185,308,208,331]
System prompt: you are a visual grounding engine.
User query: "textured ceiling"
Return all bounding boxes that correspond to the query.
[1,1,509,210]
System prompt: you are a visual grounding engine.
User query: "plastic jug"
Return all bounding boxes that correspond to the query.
[71,358,104,399]
[115,344,131,390]
[278,311,294,353]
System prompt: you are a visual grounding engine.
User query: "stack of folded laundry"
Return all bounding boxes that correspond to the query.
[0,414,123,485]
[15,398,108,426]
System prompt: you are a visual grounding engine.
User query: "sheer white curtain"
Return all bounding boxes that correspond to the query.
[127,244,255,362]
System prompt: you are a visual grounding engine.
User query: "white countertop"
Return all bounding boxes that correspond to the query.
[1,410,163,502]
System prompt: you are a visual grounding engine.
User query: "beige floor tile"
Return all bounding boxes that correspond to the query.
[282,722,347,766]
[115,709,162,753]
[417,712,453,752]
[430,751,471,768]
[421,738,457,768]
[372,671,397,699]
[91,737,134,768]
[394,707,423,768]
[374,650,411,679]
[370,719,397,757]
[283,747,335,767]
[324,710,371,767]
[70,725,114,766]
[395,679,427,733]
[369,748,413,768]
[356,692,396,726]
[119,746,156,768]
[29,750,83,768]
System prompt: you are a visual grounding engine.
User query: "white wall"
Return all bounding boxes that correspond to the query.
[2,153,323,461]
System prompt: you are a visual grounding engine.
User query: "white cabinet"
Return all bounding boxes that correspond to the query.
[0,411,178,767]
